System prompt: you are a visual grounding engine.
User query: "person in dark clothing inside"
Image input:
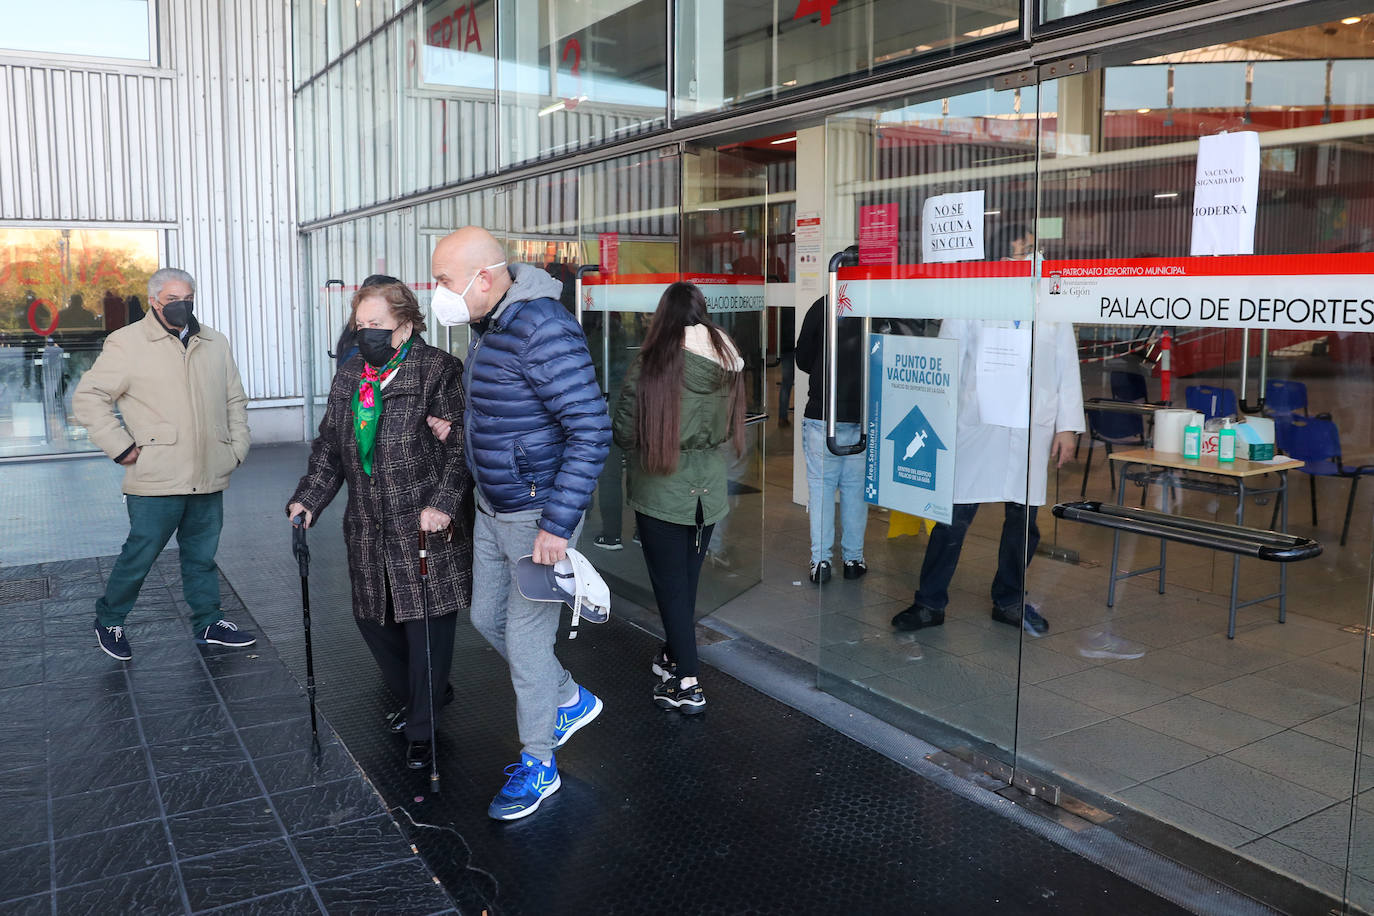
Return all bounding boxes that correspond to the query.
[794,284,868,584]
[333,274,401,370]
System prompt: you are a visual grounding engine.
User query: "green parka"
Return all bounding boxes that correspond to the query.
[612,339,740,527]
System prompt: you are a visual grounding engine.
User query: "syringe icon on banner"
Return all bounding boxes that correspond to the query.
[903,430,928,460]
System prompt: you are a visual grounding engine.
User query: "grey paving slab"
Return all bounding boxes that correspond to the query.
[1124,696,1285,755]
[1147,757,1339,835]
[1039,666,1181,717]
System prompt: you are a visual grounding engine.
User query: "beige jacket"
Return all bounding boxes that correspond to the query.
[73,313,250,496]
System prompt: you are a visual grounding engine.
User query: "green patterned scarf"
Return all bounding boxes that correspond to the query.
[352,337,412,475]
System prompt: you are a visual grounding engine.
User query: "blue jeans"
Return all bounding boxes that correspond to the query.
[802,419,867,565]
[914,502,1039,612]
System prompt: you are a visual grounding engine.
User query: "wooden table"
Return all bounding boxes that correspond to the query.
[1106,448,1305,638]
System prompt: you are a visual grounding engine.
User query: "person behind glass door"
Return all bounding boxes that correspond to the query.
[613,282,745,714]
[287,282,472,772]
[794,246,868,584]
[891,223,1083,638]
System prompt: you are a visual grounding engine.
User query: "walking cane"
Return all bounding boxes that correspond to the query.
[291,515,319,741]
[417,529,441,794]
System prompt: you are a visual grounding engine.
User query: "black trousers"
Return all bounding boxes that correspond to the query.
[636,510,713,679]
[356,585,457,742]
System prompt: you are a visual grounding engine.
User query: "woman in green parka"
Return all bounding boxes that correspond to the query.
[613,281,745,714]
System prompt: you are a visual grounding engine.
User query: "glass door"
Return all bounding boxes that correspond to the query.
[575,146,767,615]
[814,80,1042,769]
[1023,16,1374,911]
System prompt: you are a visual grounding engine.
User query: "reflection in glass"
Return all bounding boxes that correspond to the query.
[0,0,151,61]
[0,228,159,457]
[676,0,1017,116]
[497,0,667,168]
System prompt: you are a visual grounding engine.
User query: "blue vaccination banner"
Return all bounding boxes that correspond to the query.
[865,334,959,524]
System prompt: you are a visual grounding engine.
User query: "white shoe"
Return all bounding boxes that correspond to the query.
[1077,630,1145,660]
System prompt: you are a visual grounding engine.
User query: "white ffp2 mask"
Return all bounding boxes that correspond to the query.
[432,261,506,326]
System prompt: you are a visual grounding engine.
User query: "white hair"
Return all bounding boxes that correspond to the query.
[148,268,195,301]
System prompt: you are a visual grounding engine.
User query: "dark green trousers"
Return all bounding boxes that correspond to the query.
[96,492,225,632]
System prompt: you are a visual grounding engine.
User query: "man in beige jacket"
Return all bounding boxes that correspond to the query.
[74,267,256,660]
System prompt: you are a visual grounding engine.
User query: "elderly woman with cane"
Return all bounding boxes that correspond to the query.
[287,280,471,773]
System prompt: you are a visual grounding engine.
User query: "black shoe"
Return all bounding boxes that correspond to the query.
[95,621,132,660]
[992,602,1049,637]
[406,740,433,770]
[843,559,868,580]
[653,677,706,715]
[809,560,832,584]
[891,603,944,632]
[651,647,677,682]
[387,684,456,735]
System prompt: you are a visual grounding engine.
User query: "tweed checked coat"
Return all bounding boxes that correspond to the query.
[289,336,472,623]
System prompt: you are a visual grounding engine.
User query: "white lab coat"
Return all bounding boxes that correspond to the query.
[940,319,1084,506]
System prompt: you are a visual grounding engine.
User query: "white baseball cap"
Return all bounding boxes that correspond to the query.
[515,548,610,636]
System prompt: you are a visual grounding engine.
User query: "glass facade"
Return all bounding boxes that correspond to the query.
[0,228,159,457]
[293,3,1374,910]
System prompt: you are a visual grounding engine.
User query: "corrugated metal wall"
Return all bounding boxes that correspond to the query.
[0,0,300,407]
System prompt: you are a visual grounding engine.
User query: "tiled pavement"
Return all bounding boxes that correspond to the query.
[0,553,455,916]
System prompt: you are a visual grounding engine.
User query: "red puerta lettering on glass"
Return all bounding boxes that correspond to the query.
[427,4,482,51]
[793,0,838,26]
[561,38,582,108]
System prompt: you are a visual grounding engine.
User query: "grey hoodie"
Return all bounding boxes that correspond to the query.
[490,263,567,323]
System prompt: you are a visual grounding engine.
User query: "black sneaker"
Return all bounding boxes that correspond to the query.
[843,559,868,580]
[809,560,832,584]
[95,621,132,660]
[593,534,623,551]
[653,677,706,715]
[991,602,1049,637]
[891,603,944,632]
[195,619,257,648]
[651,647,677,682]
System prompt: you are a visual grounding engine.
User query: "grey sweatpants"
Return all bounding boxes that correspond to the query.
[470,501,583,763]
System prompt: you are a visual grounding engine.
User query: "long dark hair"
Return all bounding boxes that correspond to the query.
[634,282,745,474]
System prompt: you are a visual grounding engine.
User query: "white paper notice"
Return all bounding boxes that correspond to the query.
[1191,132,1260,256]
[975,324,1031,428]
[922,191,985,264]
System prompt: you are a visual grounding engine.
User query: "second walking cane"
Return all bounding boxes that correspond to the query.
[417,528,441,794]
[291,515,319,740]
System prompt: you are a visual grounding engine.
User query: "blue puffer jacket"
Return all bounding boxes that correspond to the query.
[464,264,611,539]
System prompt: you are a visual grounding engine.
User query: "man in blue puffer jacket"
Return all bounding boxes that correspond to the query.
[430,226,611,821]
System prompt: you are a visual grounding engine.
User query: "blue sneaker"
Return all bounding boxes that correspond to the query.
[488,754,560,821]
[552,685,603,749]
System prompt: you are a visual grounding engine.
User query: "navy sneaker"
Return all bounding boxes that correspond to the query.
[653,677,706,715]
[991,602,1049,637]
[195,619,257,647]
[552,685,603,749]
[592,534,623,551]
[488,754,560,820]
[95,621,132,661]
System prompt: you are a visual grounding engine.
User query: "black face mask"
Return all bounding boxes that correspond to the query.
[356,327,399,368]
[161,299,194,329]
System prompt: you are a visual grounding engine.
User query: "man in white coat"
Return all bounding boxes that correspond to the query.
[891,312,1084,636]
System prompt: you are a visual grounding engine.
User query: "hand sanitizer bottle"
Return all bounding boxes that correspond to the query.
[1183,423,1202,459]
[1218,420,1236,463]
